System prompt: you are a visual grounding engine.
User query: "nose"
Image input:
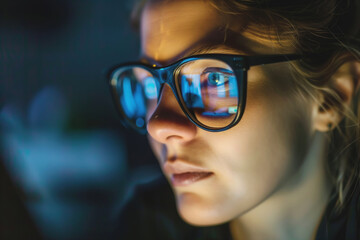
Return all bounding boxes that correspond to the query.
[147,84,197,143]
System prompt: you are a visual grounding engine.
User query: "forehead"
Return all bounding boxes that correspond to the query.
[140,0,223,64]
[140,0,292,66]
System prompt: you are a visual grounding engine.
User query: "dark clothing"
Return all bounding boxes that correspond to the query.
[316,184,360,240]
[117,177,360,240]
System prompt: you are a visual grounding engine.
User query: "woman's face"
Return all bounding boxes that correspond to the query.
[141,0,316,226]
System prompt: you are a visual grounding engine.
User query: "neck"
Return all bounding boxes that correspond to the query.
[230,131,332,240]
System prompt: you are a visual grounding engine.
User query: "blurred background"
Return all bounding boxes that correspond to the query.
[0,0,161,239]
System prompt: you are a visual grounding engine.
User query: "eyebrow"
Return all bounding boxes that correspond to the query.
[139,28,263,67]
[185,44,245,57]
[140,43,250,67]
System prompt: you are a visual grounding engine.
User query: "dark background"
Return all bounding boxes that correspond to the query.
[0,0,161,239]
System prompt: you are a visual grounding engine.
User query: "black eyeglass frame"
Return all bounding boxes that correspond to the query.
[108,53,301,134]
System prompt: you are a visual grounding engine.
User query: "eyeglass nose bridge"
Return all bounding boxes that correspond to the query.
[158,68,169,83]
[154,65,179,97]
[151,66,201,131]
[156,65,177,84]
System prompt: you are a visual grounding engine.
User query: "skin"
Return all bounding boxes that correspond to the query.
[138,0,360,239]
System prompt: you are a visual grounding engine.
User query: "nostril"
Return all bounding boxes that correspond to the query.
[165,135,183,141]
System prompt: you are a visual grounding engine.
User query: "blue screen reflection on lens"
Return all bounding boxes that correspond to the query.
[144,77,157,99]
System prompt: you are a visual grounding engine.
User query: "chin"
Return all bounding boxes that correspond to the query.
[180,212,225,227]
[175,192,234,226]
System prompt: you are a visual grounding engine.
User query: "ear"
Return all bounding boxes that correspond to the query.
[313,60,360,132]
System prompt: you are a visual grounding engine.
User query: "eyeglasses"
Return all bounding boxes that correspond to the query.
[108,53,300,134]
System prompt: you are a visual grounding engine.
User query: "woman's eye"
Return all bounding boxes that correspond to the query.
[207,72,226,86]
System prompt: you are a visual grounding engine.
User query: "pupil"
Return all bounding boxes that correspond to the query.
[209,72,223,85]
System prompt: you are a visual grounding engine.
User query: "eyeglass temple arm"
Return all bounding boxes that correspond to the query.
[247,54,301,67]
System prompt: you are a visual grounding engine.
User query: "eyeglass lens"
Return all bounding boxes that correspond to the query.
[111,59,240,130]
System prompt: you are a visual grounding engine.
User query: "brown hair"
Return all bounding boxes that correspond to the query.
[132,0,360,213]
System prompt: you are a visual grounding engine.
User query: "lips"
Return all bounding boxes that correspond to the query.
[163,160,213,187]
